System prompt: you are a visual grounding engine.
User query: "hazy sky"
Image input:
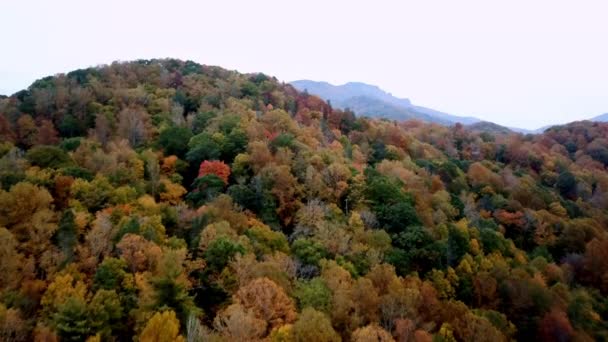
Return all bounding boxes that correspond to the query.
[1,0,607,129]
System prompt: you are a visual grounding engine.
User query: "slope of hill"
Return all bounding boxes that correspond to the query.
[330,95,441,123]
[0,59,608,341]
[592,113,608,122]
[466,121,514,134]
[531,114,608,134]
[291,80,481,125]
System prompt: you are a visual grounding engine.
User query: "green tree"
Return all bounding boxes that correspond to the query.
[186,132,221,166]
[204,237,246,273]
[150,249,197,324]
[58,114,85,138]
[294,278,332,313]
[89,289,124,338]
[187,174,226,206]
[52,297,90,342]
[365,171,420,233]
[245,224,289,256]
[556,171,576,199]
[54,210,77,263]
[25,145,73,169]
[221,129,248,160]
[191,111,216,134]
[93,257,129,290]
[447,224,470,266]
[388,226,444,275]
[292,238,329,267]
[292,308,340,342]
[71,176,113,212]
[157,126,192,158]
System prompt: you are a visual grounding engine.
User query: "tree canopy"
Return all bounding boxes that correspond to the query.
[0,59,607,341]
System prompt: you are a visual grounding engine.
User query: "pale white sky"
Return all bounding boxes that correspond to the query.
[1,0,607,129]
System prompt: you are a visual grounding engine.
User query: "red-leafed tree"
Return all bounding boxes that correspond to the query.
[199,160,231,184]
[495,209,525,228]
[538,308,574,341]
[0,114,15,143]
[36,119,60,145]
[263,129,279,142]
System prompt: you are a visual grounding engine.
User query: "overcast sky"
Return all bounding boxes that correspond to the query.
[1,0,607,129]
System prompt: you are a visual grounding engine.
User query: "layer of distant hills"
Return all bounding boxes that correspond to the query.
[291,80,607,134]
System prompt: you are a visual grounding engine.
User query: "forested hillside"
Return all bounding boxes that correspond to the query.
[0,59,607,341]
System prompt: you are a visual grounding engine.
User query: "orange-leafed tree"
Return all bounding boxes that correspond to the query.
[234,277,297,330]
[351,324,394,342]
[0,304,28,342]
[582,238,608,293]
[213,303,267,340]
[198,160,231,185]
[495,209,525,228]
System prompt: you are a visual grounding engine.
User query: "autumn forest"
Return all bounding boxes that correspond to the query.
[0,59,607,341]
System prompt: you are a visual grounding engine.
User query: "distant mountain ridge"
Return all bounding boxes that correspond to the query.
[592,113,608,122]
[291,80,481,126]
[291,80,608,135]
